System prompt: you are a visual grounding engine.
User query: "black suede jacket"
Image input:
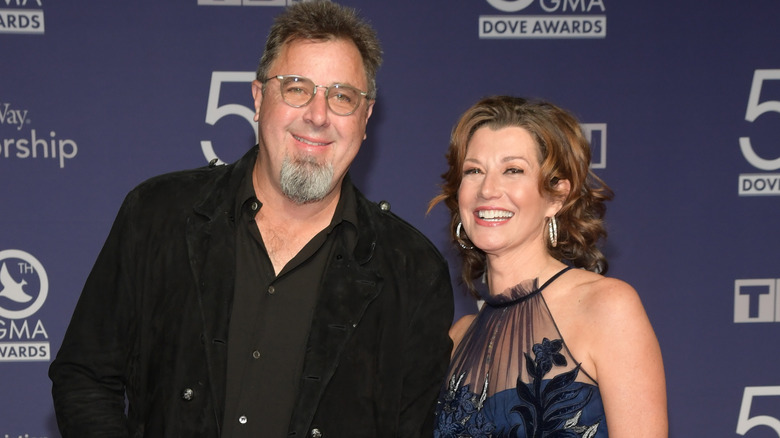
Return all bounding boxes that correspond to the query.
[49,147,454,437]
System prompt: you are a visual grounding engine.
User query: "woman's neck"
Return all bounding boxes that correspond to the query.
[486,250,565,295]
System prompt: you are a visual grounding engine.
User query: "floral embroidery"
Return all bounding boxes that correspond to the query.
[531,338,567,374]
[434,338,601,438]
[435,373,496,438]
[512,338,599,437]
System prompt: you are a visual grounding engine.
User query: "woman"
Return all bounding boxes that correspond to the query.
[430,96,667,437]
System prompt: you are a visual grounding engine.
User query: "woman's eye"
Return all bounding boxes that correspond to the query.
[505,167,524,174]
[463,168,481,175]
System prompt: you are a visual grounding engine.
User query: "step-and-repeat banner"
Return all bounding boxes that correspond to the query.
[2,1,779,436]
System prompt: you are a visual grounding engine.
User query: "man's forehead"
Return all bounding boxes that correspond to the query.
[272,38,367,85]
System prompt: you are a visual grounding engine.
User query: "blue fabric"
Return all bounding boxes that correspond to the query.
[434,267,608,437]
[435,368,606,437]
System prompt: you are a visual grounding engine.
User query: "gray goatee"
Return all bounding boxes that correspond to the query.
[280,155,334,204]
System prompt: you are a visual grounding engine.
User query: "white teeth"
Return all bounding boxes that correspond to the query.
[478,210,513,220]
[294,135,327,146]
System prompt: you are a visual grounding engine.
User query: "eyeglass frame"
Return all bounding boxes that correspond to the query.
[263,74,370,116]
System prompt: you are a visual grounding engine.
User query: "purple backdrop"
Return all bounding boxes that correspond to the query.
[2,1,780,436]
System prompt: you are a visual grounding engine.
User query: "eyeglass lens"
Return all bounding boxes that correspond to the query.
[278,76,362,115]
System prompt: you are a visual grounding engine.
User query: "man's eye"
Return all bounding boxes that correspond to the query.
[332,92,353,103]
[286,87,308,95]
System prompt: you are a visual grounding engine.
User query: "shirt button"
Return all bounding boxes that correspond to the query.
[238,415,248,424]
[310,428,322,438]
[252,350,261,359]
[250,201,259,211]
[181,388,194,401]
[268,285,275,294]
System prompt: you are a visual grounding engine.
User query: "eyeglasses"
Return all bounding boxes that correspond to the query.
[265,75,369,116]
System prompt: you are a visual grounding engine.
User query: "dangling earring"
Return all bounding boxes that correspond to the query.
[456,222,474,250]
[548,216,558,247]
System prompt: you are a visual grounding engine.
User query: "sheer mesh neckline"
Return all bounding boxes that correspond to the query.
[446,265,594,399]
[480,266,572,307]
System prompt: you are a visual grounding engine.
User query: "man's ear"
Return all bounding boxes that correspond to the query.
[251,80,264,122]
[363,100,375,140]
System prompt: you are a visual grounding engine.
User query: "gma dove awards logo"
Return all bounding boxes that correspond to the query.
[0,0,44,34]
[0,250,50,362]
[480,0,606,39]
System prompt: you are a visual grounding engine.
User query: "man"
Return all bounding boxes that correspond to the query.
[49,1,454,437]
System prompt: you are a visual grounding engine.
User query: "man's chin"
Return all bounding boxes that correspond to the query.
[283,184,331,205]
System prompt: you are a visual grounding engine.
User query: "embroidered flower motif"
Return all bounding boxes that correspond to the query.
[434,373,495,438]
[512,338,599,437]
[434,337,602,437]
[531,338,567,377]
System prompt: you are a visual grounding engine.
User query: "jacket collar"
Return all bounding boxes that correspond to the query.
[191,145,378,265]
[193,146,258,222]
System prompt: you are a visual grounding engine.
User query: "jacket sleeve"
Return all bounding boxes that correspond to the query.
[398,253,454,437]
[48,193,140,437]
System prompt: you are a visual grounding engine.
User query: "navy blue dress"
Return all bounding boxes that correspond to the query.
[434,267,608,437]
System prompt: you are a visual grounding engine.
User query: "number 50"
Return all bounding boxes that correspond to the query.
[737,386,780,436]
[200,71,257,165]
[739,69,780,171]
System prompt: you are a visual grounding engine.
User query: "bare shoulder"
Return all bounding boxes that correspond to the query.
[565,272,668,436]
[549,270,655,365]
[564,270,660,370]
[565,270,646,322]
[580,274,645,323]
[449,313,477,352]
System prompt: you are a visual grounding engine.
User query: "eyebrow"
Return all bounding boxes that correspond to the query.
[275,74,366,91]
[501,156,528,163]
[463,155,531,165]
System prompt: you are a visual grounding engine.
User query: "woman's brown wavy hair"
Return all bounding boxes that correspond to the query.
[429,96,614,297]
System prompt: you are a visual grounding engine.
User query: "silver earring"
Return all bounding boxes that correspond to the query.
[548,216,558,248]
[456,222,474,250]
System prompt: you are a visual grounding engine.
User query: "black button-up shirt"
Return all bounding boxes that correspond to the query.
[222,163,358,437]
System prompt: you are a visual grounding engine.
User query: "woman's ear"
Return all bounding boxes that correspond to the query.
[550,178,571,214]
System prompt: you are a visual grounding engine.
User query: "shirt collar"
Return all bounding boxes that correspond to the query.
[236,158,260,221]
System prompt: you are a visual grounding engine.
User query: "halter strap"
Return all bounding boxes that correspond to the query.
[538,266,573,292]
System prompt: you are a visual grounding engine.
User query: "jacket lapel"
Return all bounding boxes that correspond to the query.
[289,193,383,435]
[185,147,257,429]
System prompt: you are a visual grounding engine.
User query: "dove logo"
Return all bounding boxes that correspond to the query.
[0,262,33,304]
[0,249,49,362]
[0,250,47,320]
[486,0,534,12]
